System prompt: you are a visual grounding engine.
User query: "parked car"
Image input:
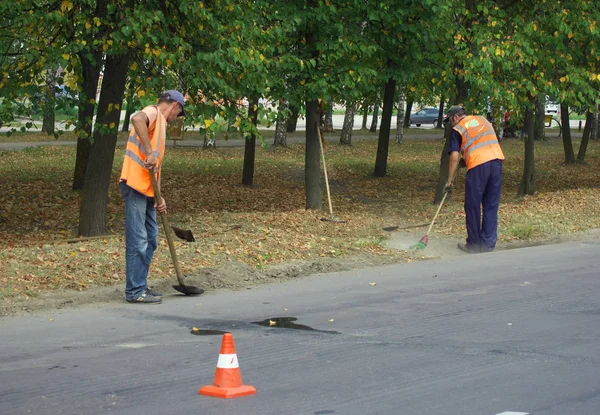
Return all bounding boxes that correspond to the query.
[409,107,439,127]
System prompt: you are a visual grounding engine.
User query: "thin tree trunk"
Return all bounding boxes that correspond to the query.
[436,98,445,129]
[577,111,594,162]
[324,106,333,132]
[560,103,575,163]
[274,99,288,147]
[305,99,321,209]
[534,94,545,141]
[396,87,405,143]
[41,68,56,135]
[242,97,259,185]
[78,53,129,236]
[404,98,413,127]
[121,84,135,132]
[518,106,536,197]
[369,101,379,132]
[286,104,299,133]
[361,103,368,129]
[373,78,396,177]
[340,102,355,145]
[433,122,452,204]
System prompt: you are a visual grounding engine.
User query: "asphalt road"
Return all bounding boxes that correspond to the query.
[1,240,599,415]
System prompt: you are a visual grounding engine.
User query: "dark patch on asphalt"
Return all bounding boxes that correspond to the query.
[252,317,340,334]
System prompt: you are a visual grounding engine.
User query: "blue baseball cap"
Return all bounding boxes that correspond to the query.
[160,90,186,117]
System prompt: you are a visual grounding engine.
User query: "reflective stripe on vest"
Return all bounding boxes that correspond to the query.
[119,106,166,197]
[454,115,504,170]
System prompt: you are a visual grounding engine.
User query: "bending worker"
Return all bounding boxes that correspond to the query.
[119,90,186,303]
[444,105,505,254]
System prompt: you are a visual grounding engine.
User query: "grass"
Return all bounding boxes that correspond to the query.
[0,134,599,301]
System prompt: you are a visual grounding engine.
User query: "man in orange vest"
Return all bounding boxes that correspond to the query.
[444,106,505,254]
[119,90,185,303]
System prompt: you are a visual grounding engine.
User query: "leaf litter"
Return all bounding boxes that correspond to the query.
[1,137,599,315]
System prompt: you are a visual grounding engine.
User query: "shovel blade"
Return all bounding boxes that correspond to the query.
[172,226,195,242]
[172,284,205,296]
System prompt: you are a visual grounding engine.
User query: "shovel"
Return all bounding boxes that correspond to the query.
[149,170,204,296]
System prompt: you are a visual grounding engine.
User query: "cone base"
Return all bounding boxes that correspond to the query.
[199,384,256,399]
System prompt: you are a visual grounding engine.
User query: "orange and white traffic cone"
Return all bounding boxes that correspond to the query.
[199,333,256,399]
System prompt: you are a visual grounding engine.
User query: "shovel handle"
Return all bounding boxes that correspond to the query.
[148,170,186,286]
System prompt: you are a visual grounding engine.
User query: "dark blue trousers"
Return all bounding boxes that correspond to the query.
[464,159,502,251]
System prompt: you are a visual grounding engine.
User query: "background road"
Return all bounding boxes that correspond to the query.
[1,240,599,415]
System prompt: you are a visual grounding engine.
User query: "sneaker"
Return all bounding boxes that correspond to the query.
[145,287,163,297]
[126,293,162,304]
[457,242,479,254]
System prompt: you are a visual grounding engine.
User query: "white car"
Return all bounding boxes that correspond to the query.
[545,98,559,115]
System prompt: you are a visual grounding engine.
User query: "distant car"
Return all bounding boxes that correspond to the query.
[409,107,439,127]
[545,101,559,115]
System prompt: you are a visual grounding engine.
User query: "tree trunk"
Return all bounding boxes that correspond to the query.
[41,68,56,135]
[560,103,575,163]
[78,54,129,236]
[404,98,413,127]
[305,99,321,209]
[592,111,598,140]
[121,85,135,132]
[369,101,379,132]
[433,122,453,204]
[361,103,368,129]
[436,97,445,129]
[274,99,288,147]
[242,97,259,185]
[324,106,333,132]
[373,78,396,177]
[286,104,299,133]
[395,87,405,143]
[518,106,536,197]
[339,102,356,145]
[577,111,594,163]
[72,46,103,191]
[534,94,545,141]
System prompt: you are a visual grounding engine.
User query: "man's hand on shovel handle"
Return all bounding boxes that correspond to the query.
[155,197,167,214]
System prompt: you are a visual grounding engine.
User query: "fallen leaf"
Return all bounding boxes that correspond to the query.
[269,319,276,326]
[369,282,377,286]
[328,319,334,322]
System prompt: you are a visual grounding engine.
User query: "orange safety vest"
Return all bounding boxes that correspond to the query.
[453,115,505,170]
[119,106,166,197]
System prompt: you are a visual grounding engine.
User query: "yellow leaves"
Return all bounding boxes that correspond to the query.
[130,61,138,71]
[568,33,574,39]
[550,58,556,64]
[152,48,162,58]
[559,76,567,83]
[85,21,92,30]
[166,58,173,67]
[198,24,204,30]
[253,104,258,111]
[204,119,214,129]
[94,17,101,27]
[62,53,70,61]
[533,23,537,31]
[491,20,497,27]
[109,122,116,129]
[259,54,265,61]
[137,90,146,98]
[481,46,487,53]
[591,21,596,33]
[60,0,73,12]
[300,79,305,85]
[495,47,502,56]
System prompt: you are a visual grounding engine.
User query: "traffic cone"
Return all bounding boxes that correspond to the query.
[199,333,256,398]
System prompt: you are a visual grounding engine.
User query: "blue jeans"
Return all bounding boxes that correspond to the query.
[464,159,503,251]
[120,182,158,300]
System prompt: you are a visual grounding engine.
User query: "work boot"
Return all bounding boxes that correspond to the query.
[145,287,163,297]
[126,292,162,304]
[457,242,480,254]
